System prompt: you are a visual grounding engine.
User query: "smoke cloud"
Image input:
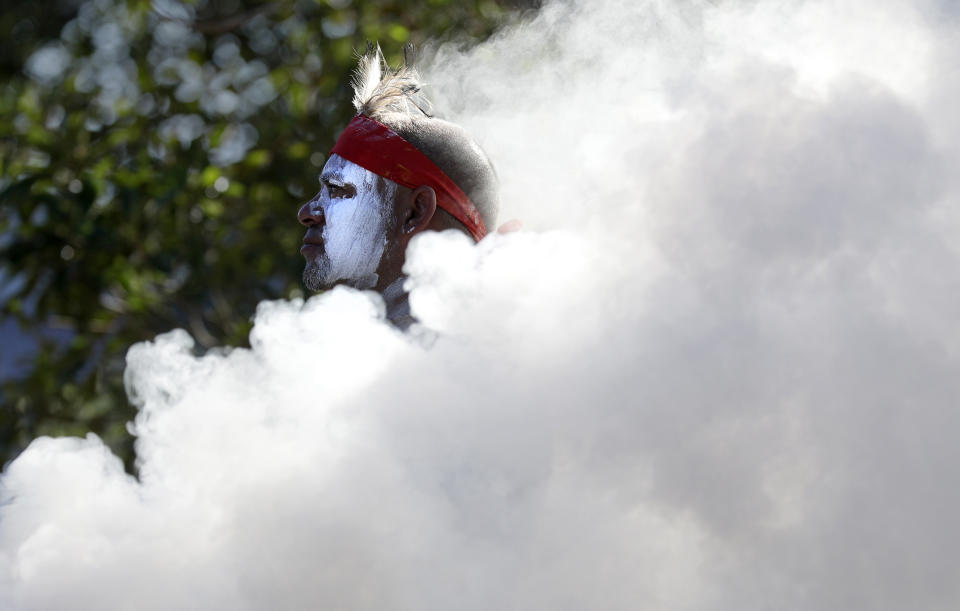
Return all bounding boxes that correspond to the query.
[4,0,960,609]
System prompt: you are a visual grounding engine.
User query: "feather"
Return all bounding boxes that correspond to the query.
[351,46,383,113]
[350,44,434,124]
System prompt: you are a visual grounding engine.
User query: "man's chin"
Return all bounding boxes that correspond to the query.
[302,260,331,292]
[303,262,378,292]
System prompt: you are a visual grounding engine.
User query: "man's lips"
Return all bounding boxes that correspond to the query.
[301,229,324,256]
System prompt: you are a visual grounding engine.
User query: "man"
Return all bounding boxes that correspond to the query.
[297,48,500,328]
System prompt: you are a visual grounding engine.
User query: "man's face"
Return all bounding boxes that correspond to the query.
[298,154,398,291]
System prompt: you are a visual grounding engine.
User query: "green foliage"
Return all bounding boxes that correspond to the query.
[0,0,525,470]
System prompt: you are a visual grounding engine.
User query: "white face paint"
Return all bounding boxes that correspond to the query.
[301,154,397,291]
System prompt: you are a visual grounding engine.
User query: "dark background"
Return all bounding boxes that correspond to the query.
[0,0,536,471]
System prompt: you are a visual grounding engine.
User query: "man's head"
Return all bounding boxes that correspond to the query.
[298,48,499,293]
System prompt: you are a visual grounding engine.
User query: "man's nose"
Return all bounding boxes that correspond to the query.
[298,199,324,227]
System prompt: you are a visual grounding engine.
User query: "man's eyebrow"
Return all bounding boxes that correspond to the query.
[319,172,347,187]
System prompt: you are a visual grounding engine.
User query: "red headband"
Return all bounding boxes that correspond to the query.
[330,114,487,242]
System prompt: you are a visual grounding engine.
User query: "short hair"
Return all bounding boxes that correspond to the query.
[349,47,499,235]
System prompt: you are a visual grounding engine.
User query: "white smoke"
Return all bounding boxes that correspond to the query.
[4,0,960,609]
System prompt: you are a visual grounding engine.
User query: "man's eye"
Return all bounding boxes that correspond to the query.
[327,184,353,198]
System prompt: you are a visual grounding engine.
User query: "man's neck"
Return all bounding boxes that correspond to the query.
[381,277,415,329]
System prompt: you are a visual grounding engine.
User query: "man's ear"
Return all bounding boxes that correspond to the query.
[403,185,437,235]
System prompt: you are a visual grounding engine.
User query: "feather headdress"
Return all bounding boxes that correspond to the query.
[351,44,433,125]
